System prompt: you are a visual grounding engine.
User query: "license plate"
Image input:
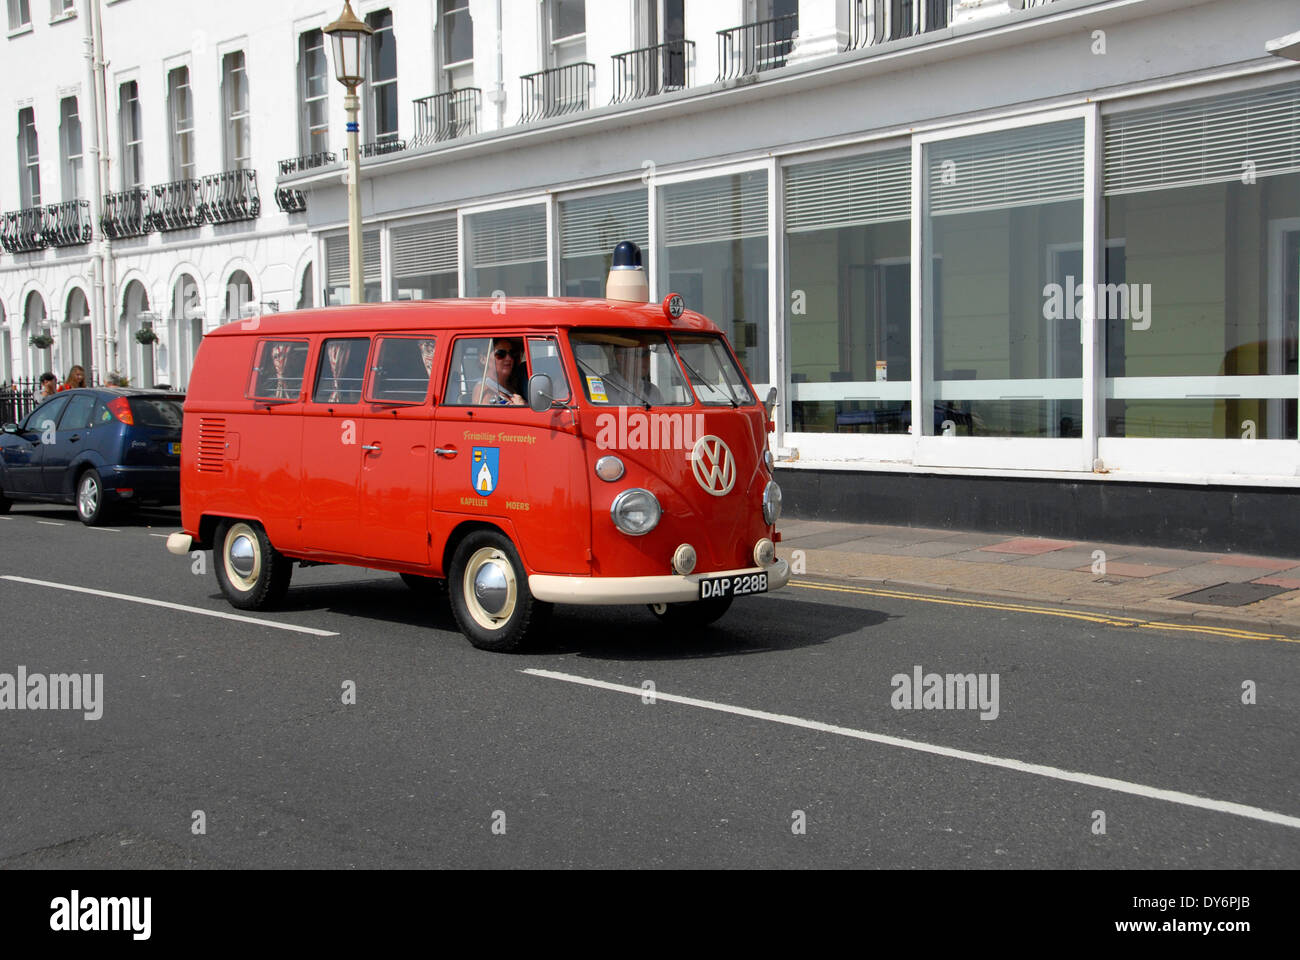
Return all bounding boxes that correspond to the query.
[168,442,181,455]
[698,571,768,600]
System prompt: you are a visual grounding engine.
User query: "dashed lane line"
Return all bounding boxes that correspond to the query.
[523,668,1300,832]
[1,575,338,637]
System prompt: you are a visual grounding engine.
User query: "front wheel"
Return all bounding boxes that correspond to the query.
[75,468,110,526]
[448,531,550,652]
[649,594,734,628]
[213,519,293,610]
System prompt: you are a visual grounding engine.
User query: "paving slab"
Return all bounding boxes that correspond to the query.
[1009,549,1114,571]
[979,537,1079,555]
[1213,553,1296,570]
[1085,561,1177,579]
[950,549,1019,564]
[1147,563,1275,586]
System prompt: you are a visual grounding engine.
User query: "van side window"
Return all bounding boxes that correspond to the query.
[247,339,310,400]
[312,338,371,404]
[525,336,570,404]
[367,337,436,404]
[445,337,528,406]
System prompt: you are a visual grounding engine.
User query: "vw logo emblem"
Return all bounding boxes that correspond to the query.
[690,435,736,497]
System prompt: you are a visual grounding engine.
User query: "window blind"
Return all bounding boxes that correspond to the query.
[928,120,1085,216]
[392,218,457,277]
[560,190,648,259]
[785,149,910,233]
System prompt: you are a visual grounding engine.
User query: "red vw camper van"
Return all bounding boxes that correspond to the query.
[168,254,787,651]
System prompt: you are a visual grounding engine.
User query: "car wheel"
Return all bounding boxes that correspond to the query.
[75,468,110,526]
[447,530,550,652]
[649,594,734,628]
[213,519,293,610]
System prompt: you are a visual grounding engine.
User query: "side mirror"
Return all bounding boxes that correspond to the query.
[528,373,554,413]
[2,422,18,435]
[764,386,778,419]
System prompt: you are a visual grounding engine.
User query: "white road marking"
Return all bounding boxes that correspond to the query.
[89,527,122,533]
[149,534,169,538]
[523,668,1300,832]
[36,521,64,527]
[1,575,338,637]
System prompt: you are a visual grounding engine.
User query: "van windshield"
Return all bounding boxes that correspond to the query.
[570,331,693,406]
[670,334,755,406]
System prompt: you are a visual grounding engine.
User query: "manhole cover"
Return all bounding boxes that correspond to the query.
[1172,582,1289,607]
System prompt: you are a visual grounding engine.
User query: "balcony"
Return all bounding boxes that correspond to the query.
[279,151,337,176]
[275,187,308,214]
[520,62,595,122]
[346,137,408,160]
[717,13,798,80]
[101,188,152,239]
[412,88,481,147]
[150,179,204,232]
[612,40,694,103]
[847,0,951,49]
[201,169,261,225]
[0,207,47,254]
[44,199,93,247]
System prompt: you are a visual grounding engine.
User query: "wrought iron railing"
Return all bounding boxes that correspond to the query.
[412,88,481,146]
[349,137,408,160]
[278,151,337,176]
[44,199,93,247]
[275,188,308,214]
[0,207,49,254]
[520,62,595,122]
[846,0,951,50]
[151,179,205,232]
[201,169,261,225]
[612,39,693,103]
[100,188,152,239]
[717,13,798,80]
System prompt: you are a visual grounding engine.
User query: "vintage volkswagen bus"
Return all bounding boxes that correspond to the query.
[168,261,787,651]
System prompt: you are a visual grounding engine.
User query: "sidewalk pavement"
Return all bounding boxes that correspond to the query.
[775,518,1300,636]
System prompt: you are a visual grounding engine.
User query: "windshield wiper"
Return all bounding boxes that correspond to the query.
[676,351,739,407]
[574,355,653,410]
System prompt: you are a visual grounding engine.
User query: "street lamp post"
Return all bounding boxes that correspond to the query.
[324,2,374,305]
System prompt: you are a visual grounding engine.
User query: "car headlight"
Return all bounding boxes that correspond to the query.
[762,480,782,525]
[611,488,661,536]
[763,449,774,471]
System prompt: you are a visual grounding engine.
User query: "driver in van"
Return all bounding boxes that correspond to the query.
[472,338,527,406]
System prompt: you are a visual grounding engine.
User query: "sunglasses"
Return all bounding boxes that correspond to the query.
[494,349,514,359]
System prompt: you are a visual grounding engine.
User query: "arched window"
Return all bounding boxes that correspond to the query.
[24,291,48,378]
[120,280,153,386]
[64,287,92,381]
[0,301,11,384]
[298,263,314,310]
[224,270,254,322]
[172,273,203,387]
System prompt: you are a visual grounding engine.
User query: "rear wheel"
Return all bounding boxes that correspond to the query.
[75,468,110,526]
[649,594,734,628]
[214,519,293,610]
[448,530,550,652]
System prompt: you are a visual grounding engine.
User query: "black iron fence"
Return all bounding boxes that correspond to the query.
[151,179,205,232]
[278,151,337,176]
[612,39,693,103]
[412,88,481,146]
[847,0,952,49]
[717,13,798,80]
[201,169,261,225]
[0,207,50,253]
[1,202,93,253]
[101,188,152,240]
[520,62,595,122]
[345,137,409,160]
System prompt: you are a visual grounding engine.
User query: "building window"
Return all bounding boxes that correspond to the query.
[167,66,196,180]
[7,0,30,31]
[922,119,1086,439]
[299,29,329,156]
[49,0,74,19]
[325,231,382,304]
[17,106,40,208]
[222,51,251,170]
[547,0,586,67]
[785,148,912,434]
[658,170,770,384]
[59,96,82,201]
[559,188,648,296]
[119,80,144,189]
[442,0,473,67]
[1103,82,1300,440]
[465,205,548,297]
[367,9,398,143]
[391,219,459,301]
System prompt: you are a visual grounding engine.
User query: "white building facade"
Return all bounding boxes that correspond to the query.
[5,0,1300,544]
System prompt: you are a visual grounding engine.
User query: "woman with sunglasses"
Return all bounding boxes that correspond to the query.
[472,338,526,405]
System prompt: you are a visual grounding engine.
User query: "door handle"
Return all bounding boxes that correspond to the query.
[69,435,80,442]
[361,443,381,452]
[434,447,458,458]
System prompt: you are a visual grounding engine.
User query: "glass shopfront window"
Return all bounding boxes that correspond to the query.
[1103,83,1300,440]
[465,204,548,297]
[923,120,1086,438]
[785,148,910,433]
[559,188,648,296]
[658,170,769,384]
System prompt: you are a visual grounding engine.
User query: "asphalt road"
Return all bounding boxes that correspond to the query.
[1,502,1297,869]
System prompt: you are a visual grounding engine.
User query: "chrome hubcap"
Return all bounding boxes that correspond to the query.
[223,523,261,591]
[463,546,517,630]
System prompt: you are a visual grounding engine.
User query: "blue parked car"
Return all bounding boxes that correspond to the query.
[0,388,184,525]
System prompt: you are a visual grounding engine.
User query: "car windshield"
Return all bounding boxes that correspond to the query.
[670,334,755,406]
[128,397,184,428]
[569,331,693,406]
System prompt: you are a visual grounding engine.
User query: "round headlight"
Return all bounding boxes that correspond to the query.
[611,488,661,536]
[762,480,783,525]
[595,455,625,482]
[764,449,775,471]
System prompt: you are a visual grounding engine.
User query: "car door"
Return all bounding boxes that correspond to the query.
[3,395,69,495]
[42,392,98,498]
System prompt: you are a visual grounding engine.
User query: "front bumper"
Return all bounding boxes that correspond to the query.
[529,559,790,605]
